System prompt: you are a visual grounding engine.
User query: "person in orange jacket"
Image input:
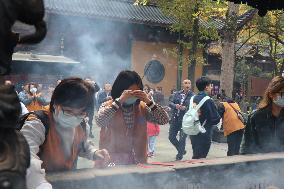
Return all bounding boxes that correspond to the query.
[218,98,245,156]
[22,82,47,111]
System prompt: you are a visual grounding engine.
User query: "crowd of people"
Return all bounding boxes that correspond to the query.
[2,72,284,189]
[168,75,284,160]
[3,71,169,189]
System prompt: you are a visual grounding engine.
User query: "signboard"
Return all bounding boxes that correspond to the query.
[248,76,271,97]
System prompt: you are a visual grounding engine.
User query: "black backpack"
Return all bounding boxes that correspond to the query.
[17,110,50,135]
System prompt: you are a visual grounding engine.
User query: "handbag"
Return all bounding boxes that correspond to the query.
[227,103,248,124]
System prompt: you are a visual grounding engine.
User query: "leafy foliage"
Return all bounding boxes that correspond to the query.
[237,10,284,76]
[136,0,228,57]
[235,58,262,87]
[135,0,284,94]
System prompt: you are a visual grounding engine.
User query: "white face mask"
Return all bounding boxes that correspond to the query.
[124,96,138,106]
[273,95,284,108]
[53,109,84,128]
[30,87,37,94]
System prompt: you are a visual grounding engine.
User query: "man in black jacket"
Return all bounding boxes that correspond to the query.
[85,78,100,138]
[169,79,194,160]
[97,83,112,109]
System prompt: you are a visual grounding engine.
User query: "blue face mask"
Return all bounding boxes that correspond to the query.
[273,95,284,108]
[124,97,139,106]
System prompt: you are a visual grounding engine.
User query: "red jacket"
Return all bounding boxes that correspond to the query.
[147,122,160,137]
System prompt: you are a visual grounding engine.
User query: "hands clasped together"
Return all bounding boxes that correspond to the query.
[119,90,151,105]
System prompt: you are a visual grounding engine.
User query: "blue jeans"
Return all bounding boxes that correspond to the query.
[148,136,157,153]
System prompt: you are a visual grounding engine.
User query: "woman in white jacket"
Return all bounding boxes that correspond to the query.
[21,78,110,189]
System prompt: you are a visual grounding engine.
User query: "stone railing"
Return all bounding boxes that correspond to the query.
[48,153,284,189]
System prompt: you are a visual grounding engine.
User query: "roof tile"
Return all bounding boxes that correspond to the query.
[44,0,175,26]
[43,0,256,28]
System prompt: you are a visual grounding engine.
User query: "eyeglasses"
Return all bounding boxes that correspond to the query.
[61,107,87,118]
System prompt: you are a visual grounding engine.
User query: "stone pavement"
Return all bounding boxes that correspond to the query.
[77,123,228,169]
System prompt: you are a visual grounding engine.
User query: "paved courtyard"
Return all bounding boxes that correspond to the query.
[77,123,228,169]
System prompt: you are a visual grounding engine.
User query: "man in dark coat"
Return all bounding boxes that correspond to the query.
[85,78,100,138]
[169,79,194,160]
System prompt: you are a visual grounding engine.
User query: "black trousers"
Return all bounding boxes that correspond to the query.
[227,129,244,156]
[169,120,187,155]
[190,132,212,159]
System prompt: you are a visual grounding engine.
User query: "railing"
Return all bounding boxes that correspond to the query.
[48,153,284,189]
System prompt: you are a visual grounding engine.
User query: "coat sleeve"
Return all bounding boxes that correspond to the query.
[95,101,117,128]
[240,113,257,154]
[169,93,178,110]
[217,102,225,118]
[22,95,34,106]
[78,122,98,160]
[146,104,169,125]
[20,118,51,189]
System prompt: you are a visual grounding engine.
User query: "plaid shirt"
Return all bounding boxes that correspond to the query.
[95,101,169,128]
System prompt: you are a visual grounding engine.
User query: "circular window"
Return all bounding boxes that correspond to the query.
[144,60,165,83]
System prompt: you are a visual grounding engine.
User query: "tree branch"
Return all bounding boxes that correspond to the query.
[235,31,258,53]
[266,32,284,46]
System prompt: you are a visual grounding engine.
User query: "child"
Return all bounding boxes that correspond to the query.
[147,122,160,157]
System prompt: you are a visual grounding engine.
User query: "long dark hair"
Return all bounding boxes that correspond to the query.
[111,70,143,99]
[50,77,94,113]
[258,76,284,109]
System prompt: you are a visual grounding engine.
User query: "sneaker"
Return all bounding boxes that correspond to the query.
[89,132,94,138]
[176,154,183,161]
[147,152,154,157]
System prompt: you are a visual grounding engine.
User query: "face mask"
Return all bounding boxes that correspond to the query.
[30,87,37,94]
[53,109,84,128]
[273,95,284,107]
[124,97,138,106]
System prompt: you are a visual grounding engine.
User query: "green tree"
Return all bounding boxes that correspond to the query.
[236,10,284,72]
[136,0,226,90]
[256,11,284,76]
[136,0,284,100]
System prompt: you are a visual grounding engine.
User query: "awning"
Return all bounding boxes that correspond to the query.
[12,53,80,64]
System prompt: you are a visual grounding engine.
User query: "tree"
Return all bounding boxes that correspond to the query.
[136,0,225,90]
[256,11,284,76]
[220,2,239,97]
[235,10,284,79]
[135,0,284,96]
